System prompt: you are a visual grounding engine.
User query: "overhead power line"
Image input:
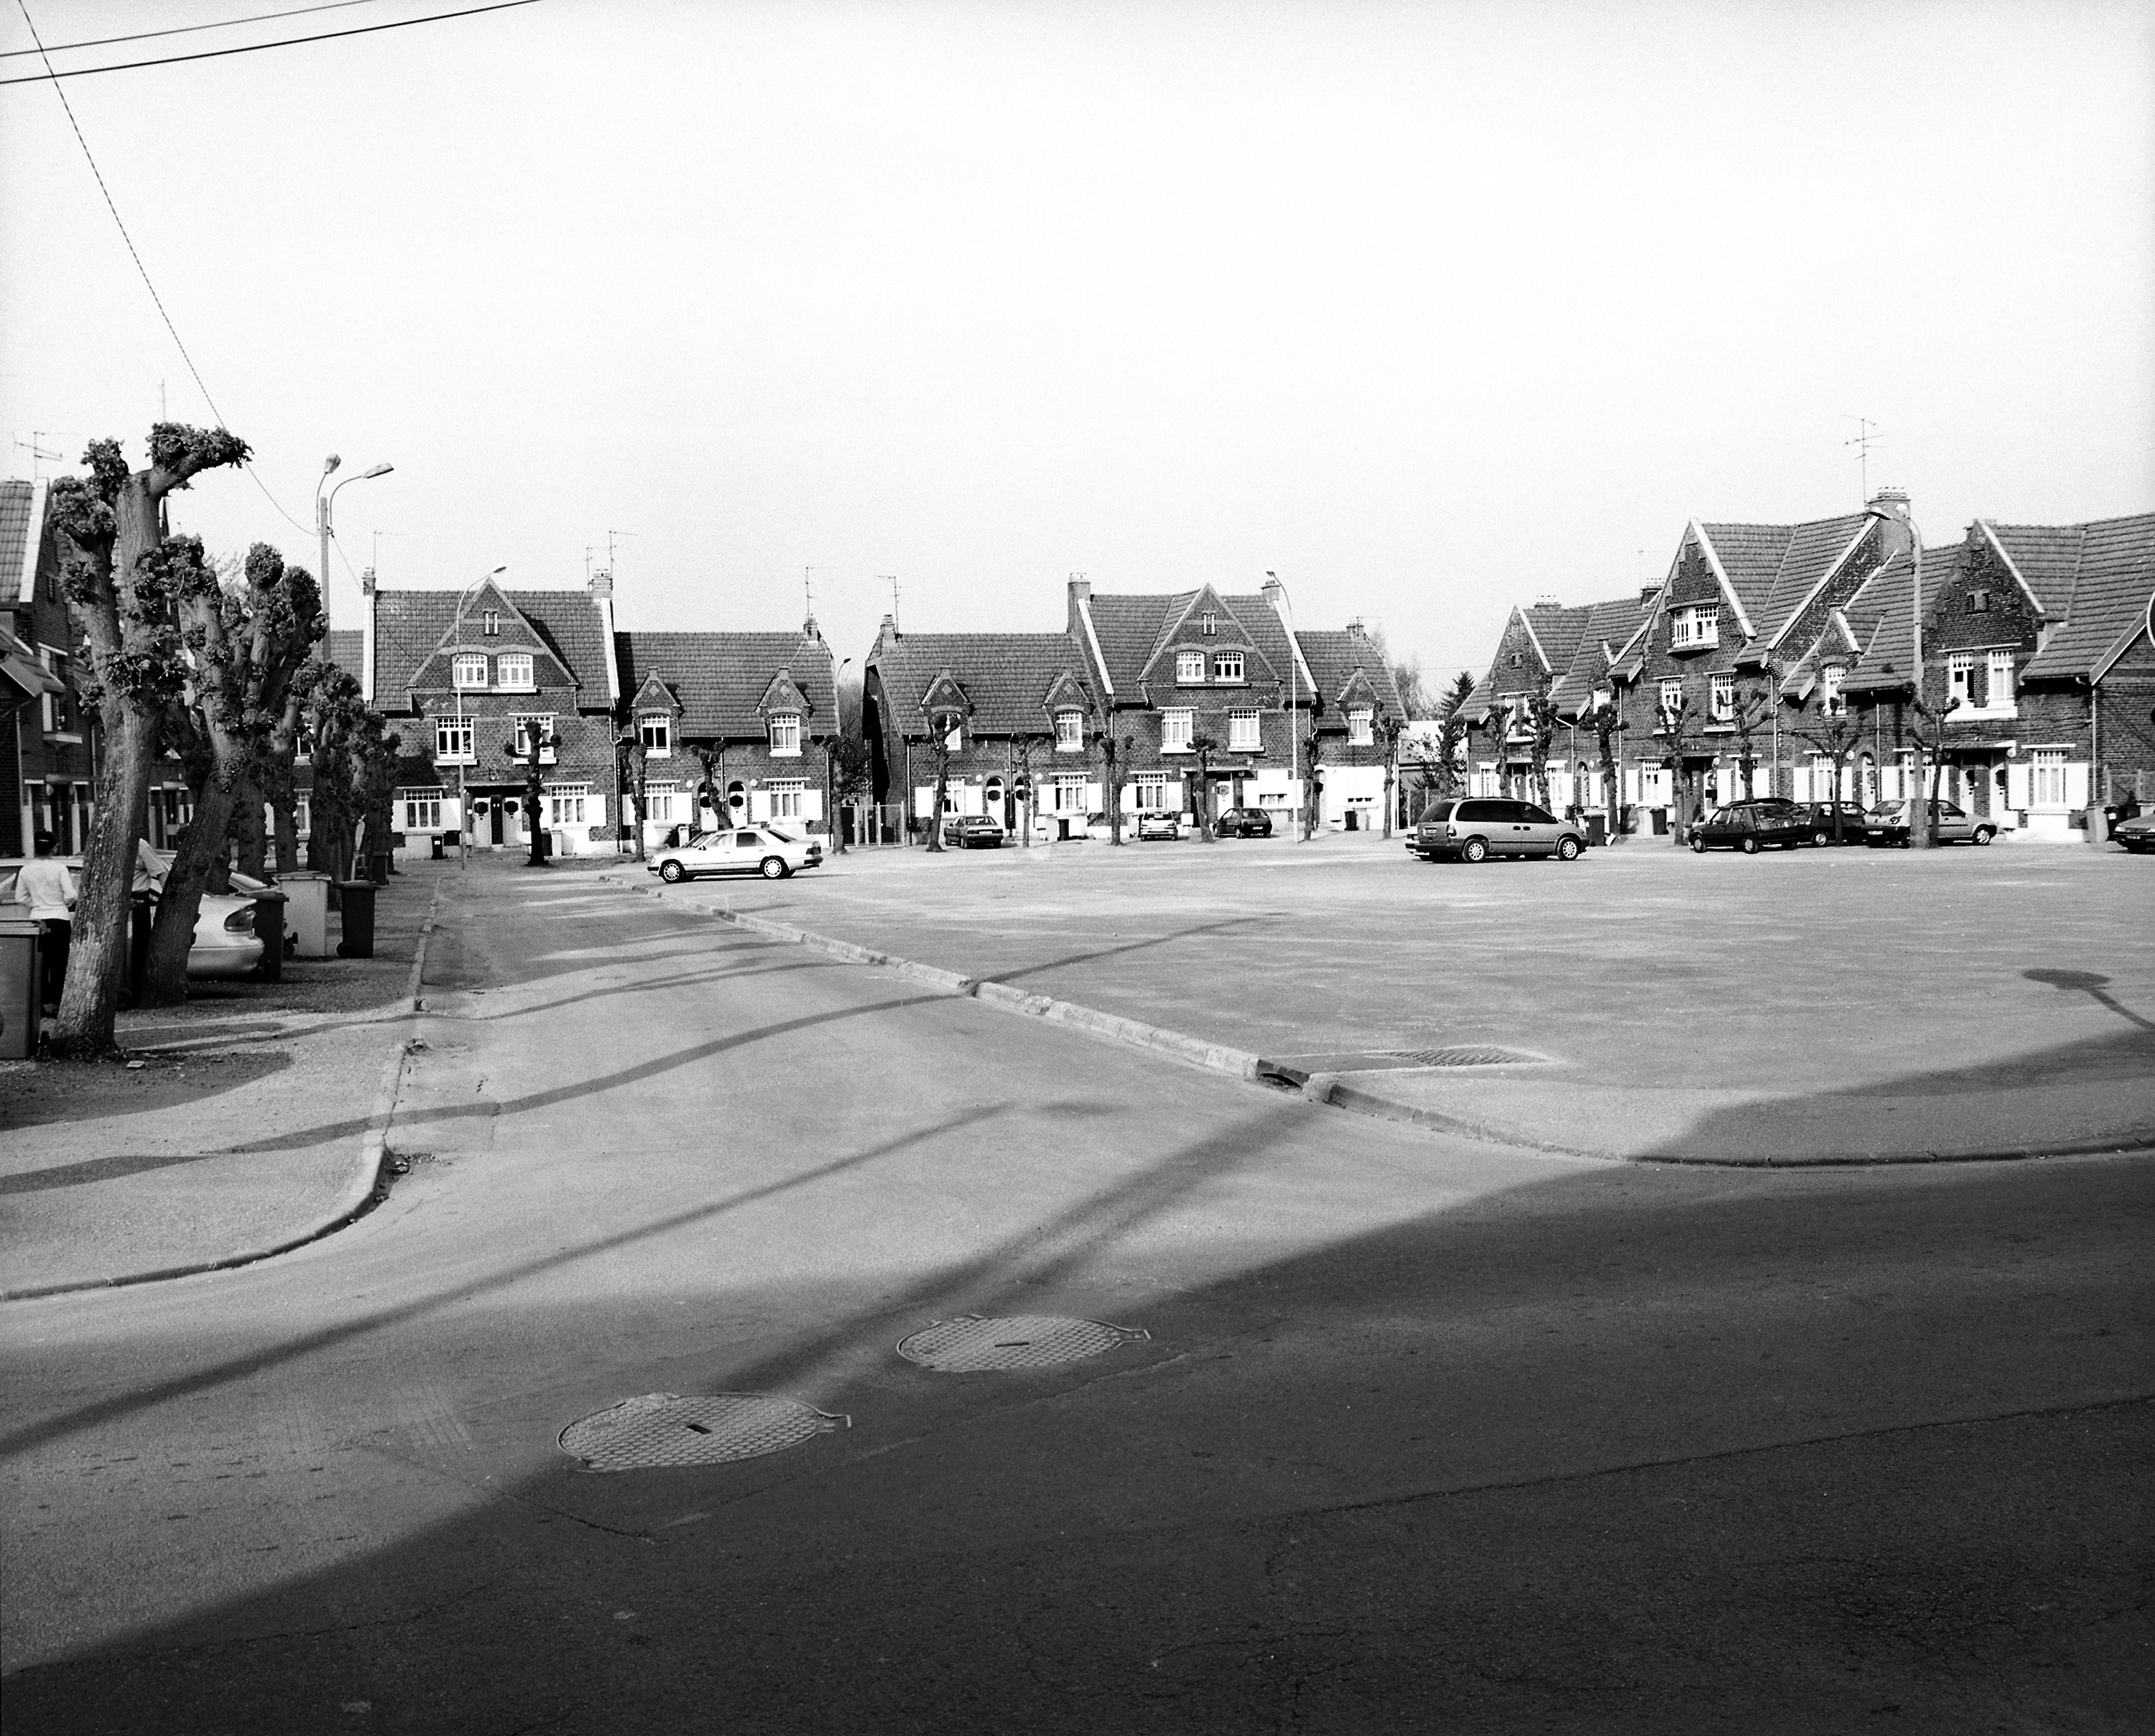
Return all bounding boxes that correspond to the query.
[0,0,541,84]
[0,0,384,60]
[13,0,313,537]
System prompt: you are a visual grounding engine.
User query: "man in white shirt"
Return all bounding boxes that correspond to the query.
[14,835,75,1013]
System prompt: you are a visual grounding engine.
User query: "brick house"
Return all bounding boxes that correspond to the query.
[614,619,840,844]
[343,568,621,856]
[861,621,1106,839]
[1459,600,1600,805]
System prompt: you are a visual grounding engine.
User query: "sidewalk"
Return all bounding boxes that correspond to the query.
[608,835,2155,1166]
[0,871,437,1298]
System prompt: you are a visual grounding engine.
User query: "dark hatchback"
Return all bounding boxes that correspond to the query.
[1688,799,1816,853]
[1215,806,1274,837]
[1802,801,1869,844]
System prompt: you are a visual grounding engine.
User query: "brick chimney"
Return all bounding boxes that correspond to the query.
[588,567,613,599]
[1261,575,1283,609]
[1867,487,1915,562]
[360,566,376,598]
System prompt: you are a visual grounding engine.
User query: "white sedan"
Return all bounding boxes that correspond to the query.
[2,853,268,979]
[649,826,824,883]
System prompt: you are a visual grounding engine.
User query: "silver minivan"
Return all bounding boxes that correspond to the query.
[1406,798,1586,863]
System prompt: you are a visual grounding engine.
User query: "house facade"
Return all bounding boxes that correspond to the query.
[614,621,840,844]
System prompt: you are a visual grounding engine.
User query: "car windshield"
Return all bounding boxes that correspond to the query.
[761,827,799,843]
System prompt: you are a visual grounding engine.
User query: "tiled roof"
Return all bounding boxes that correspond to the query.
[1840,547,1953,694]
[371,586,611,701]
[1548,595,1646,712]
[1984,522,2085,616]
[0,480,34,606]
[1085,593,1188,693]
[1700,512,1871,633]
[370,590,460,695]
[616,631,838,738]
[2010,514,2155,680]
[869,631,1098,737]
[1524,604,1593,679]
[1295,628,1406,717]
[325,629,363,682]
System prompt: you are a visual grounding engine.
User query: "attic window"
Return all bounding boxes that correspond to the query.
[769,712,802,755]
[453,654,487,690]
[1176,651,1205,683]
[482,610,501,636]
[496,651,534,690]
[1968,590,1990,613]
[1822,667,1846,717]
[1347,706,1373,746]
[1508,653,1523,669]
[1200,611,1217,636]
[1213,651,1244,683]
[1055,707,1084,750]
[639,713,672,756]
[1672,606,1720,649]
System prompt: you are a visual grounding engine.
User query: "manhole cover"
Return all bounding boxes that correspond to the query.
[895,1314,1149,1373]
[559,1393,848,1472]
[1389,1046,1547,1068]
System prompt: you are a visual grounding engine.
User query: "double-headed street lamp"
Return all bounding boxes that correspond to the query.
[316,453,394,592]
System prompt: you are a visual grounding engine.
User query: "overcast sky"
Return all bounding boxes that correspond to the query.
[4,0,2151,695]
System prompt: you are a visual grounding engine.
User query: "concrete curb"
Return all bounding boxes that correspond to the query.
[1,876,448,1302]
[595,873,2153,1168]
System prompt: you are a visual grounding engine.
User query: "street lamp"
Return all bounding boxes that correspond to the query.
[316,455,394,593]
[1269,571,1306,841]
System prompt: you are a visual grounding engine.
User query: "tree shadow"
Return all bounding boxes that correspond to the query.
[0,1050,295,1136]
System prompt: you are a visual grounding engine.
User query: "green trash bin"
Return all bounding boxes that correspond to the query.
[335,880,376,959]
[0,917,40,1060]
[253,889,289,982]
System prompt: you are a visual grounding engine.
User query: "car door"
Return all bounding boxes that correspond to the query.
[1515,801,1562,856]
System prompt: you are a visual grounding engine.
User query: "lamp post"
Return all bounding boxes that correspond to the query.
[315,456,394,594]
[1268,570,1304,841]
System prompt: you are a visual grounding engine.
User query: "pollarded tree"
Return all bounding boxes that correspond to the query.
[1653,690,1709,843]
[1794,707,1865,842]
[46,425,251,1056]
[1524,690,1562,812]
[1095,727,1131,845]
[1377,708,1405,837]
[924,705,962,852]
[1189,731,1222,841]
[263,658,328,873]
[142,542,324,1004]
[824,734,871,853]
[1577,696,1627,840]
[616,729,649,862]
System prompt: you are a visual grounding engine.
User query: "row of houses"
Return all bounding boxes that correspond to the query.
[1457,491,2155,840]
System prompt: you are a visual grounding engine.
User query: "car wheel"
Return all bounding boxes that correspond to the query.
[760,856,789,879]
[1812,831,1830,848]
[1690,833,1707,853]
[1741,835,1761,855]
[1460,837,1488,863]
[659,860,685,883]
[1897,835,1911,849]
[1974,827,1995,845]
[1555,835,1582,861]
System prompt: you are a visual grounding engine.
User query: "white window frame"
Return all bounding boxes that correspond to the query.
[1053,774,1088,813]
[1176,651,1205,683]
[481,609,501,636]
[766,778,807,820]
[1347,706,1374,746]
[452,653,488,690]
[1710,674,1735,722]
[435,718,475,763]
[2030,749,2067,808]
[544,781,590,826]
[1136,774,1167,811]
[769,712,802,756]
[1658,678,1685,721]
[1161,709,1195,753]
[1213,651,1245,684]
[511,714,557,763]
[399,786,446,830]
[1054,708,1085,751]
[639,712,672,757]
[1947,654,1975,710]
[1228,708,1261,751]
[1986,650,2016,715]
[643,781,678,823]
[496,651,535,691]
[1821,666,1846,717]
[1672,605,1720,649]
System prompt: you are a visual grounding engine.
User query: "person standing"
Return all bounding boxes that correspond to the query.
[14,835,76,1014]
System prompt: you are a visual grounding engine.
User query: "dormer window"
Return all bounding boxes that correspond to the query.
[1710,674,1735,721]
[1176,651,1205,683]
[639,713,672,757]
[1672,606,1720,649]
[496,651,534,690]
[1213,651,1243,683]
[1054,707,1084,751]
[482,610,501,636]
[1347,706,1373,746]
[769,712,801,755]
[1821,667,1846,717]
[1200,611,1216,636]
[453,654,488,689]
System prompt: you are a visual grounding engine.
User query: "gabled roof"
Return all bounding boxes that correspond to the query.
[1697,511,1874,639]
[866,631,1095,738]
[0,478,42,608]
[372,585,612,701]
[1522,603,1593,680]
[1548,595,1649,712]
[1135,585,1279,690]
[1083,588,1302,702]
[615,630,837,738]
[1839,547,1949,695]
[2008,514,2155,681]
[1296,627,1406,717]
[404,578,577,694]
[325,629,363,684]
[1982,521,2085,616]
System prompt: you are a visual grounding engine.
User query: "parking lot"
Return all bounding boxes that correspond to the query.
[649,827,2155,1160]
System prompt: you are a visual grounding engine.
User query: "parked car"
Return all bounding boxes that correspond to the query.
[1688,799,1815,853]
[1863,799,1996,848]
[1405,797,1585,863]
[2108,809,2154,854]
[649,826,824,881]
[939,815,1006,849]
[1800,801,1870,845]
[1135,813,1180,841]
[1,853,267,978]
[1215,807,1274,838]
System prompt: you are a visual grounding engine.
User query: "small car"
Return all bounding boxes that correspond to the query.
[1863,799,1996,848]
[1405,797,1585,863]
[3,852,267,978]
[1215,807,1274,838]
[649,826,824,881]
[2108,810,2154,854]
[939,815,1006,849]
[1135,813,1180,841]
[1687,799,1815,853]
[1800,801,1870,845]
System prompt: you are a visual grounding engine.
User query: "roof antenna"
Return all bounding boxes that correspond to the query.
[1843,416,1883,506]
[881,574,900,631]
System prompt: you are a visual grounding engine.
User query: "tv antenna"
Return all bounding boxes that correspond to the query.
[23,431,71,479]
[881,575,900,629]
[1843,417,1885,504]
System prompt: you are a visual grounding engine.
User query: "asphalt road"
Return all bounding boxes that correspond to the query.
[2,865,2149,1733]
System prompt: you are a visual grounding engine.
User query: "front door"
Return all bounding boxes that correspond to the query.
[488,799,504,845]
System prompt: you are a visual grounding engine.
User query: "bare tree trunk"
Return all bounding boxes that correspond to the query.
[144,780,236,1005]
[272,788,301,874]
[927,743,949,852]
[52,705,157,1054]
[233,776,267,879]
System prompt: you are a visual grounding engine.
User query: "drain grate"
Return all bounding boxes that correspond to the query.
[559,1393,847,1472]
[1388,1045,1547,1068]
[896,1314,1149,1373]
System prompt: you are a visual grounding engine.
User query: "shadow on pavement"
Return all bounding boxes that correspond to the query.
[0,1050,295,1136]
[6,1135,2151,1732]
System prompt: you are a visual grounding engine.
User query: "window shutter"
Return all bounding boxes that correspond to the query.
[1793,764,1811,802]
[2006,762,2030,811]
[2064,761,2089,810]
